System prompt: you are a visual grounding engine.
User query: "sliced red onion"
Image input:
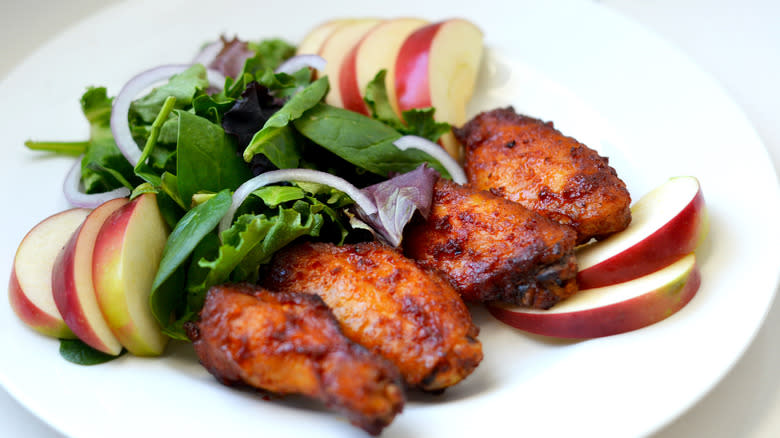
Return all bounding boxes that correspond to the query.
[110,64,226,167]
[275,54,326,75]
[63,157,130,208]
[393,135,467,184]
[218,168,377,235]
[192,40,224,66]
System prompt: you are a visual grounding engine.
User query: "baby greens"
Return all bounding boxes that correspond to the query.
[29,35,454,344]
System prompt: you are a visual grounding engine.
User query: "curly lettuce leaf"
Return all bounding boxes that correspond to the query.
[363,70,451,142]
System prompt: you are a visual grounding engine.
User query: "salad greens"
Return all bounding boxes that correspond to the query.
[30,35,453,342]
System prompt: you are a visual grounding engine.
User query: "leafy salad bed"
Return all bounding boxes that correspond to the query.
[29,37,456,351]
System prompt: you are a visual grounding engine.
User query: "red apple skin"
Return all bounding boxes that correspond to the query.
[8,208,90,339]
[92,193,169,356]
[394,22,441,112]
[339,18,428,117]
[489,256,701,339]
[577,182,707,290]
[52,198,128,355]
[8,269,74,339]
[339,42,369,115]
[319,19,382,108]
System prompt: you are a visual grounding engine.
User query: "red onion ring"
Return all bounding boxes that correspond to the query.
[110,64,226,166]
[218,168,377,235]
[192,40,224,66]
[275,54,327,75]
[392,135,467,184]
[63,157,130,208]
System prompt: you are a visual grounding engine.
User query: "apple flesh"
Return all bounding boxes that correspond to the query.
[92,193,170,356]
[394,19,484,159]
[52,198,128,355]
[9,208,89,339]
[488,253,701,339]
[339,18,428,116]
[319,18,382,108]
[577,176,708,290]
[296,19,349,55]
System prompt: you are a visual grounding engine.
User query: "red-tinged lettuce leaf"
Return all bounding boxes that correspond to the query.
[207,36,254,79]
[356,164,438,247]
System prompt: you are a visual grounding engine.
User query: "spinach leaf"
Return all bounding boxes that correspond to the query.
[152,189,232,293]
[293,103,452,178]
[59,339,124,365]
[175,110,252,205]
[242,76,329,163]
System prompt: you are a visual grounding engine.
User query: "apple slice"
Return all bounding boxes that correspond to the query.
[297,19,350,55]
[319,18,382,108]
[339,17,429,116]
[394,19,483,158]
[9,208,89,339]
[92,193,170,356]
[576,176,708,290]
[488,253,701,339]
[52,198,128,355]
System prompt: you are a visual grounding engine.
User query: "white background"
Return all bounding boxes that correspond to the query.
[0,0,777,437]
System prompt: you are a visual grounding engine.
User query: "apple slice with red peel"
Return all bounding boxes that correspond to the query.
[92,193,170,356]
[52,198,128,355]
[339,17,428,116]
[9,208,89,339]
[577,176,708,290]
[394,19,483,158]
[488,253,701,339]
[296,19,349,55]
[319,18,382,108]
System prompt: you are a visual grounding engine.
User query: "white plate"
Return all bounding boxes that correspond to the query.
[1,1,778,437]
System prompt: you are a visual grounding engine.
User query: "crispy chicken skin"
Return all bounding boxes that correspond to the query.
[455,107,631,244]
[186,284,404,435]
[263,241,483,392]
[403,178,578,309]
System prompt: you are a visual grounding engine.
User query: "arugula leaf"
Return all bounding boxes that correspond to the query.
[293,103,452,178]
[59,339,124,365]
[242,76,329,163]
[175,110,253,205]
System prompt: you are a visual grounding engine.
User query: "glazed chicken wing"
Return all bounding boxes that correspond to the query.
[187,284,404,435]
[455,107,631,244]
[403,178,578,309]
[263,241,483,392]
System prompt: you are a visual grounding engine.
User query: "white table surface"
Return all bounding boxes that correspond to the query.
[1,0,778,437]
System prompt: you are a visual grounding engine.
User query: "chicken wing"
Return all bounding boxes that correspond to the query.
[262,241,483,392]
[403,178,578,309]
[186,284,404,435]
[455,107,631,244]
